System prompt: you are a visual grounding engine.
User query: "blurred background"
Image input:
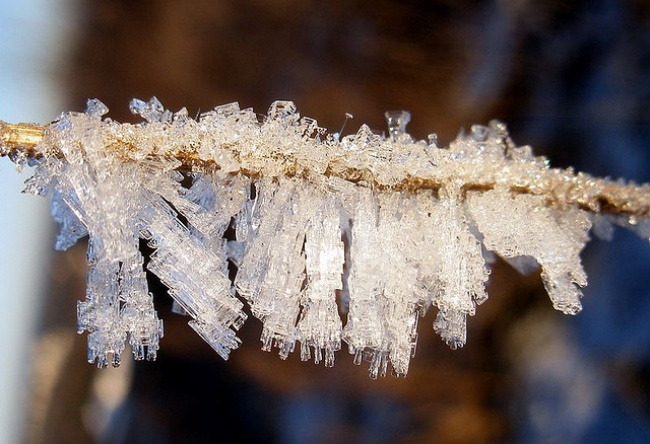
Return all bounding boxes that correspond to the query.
[1,0,650,442]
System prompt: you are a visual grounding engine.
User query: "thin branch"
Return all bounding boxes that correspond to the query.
[1,117,648,218]
[0,120,45,157]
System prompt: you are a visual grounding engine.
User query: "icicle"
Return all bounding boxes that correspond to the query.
[298,195,344,367]
[428,180,490,349]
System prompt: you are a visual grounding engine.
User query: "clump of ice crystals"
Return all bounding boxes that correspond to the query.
[23,97,649,377]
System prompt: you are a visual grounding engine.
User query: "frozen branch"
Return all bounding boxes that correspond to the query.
[1,97,648,377]
[1,106,649,219]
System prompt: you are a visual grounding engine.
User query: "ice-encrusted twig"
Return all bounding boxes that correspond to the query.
[1,103,649,219]
[1,97,649,377]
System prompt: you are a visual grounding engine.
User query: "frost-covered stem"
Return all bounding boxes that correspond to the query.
[1,119,648,218]
[6,99,648,377]
[0,121,45,157]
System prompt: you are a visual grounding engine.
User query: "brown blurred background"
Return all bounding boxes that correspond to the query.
[20,0,650,443]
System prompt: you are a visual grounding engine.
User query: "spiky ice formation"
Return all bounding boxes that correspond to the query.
[14,97,650,377]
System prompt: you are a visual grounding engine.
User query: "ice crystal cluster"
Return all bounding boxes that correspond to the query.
[19,97,650,378]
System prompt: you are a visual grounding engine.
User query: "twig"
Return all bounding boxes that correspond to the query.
[0,120,45,157]
[1,118,648,218]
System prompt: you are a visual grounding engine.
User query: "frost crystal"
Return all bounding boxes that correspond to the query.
[21,98,650,377]
[429,181,490,349]
[467,189,590,315]
[299,196,344,367]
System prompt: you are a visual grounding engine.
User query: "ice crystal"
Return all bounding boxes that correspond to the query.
[20,97,650,377]
[467,189,591,315]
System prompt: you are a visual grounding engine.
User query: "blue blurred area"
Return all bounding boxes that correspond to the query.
[505,1,650,441]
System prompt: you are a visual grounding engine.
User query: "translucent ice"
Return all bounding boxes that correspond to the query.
[298,197,344,367]
[467,188,591,315]
[19,97,649,378]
